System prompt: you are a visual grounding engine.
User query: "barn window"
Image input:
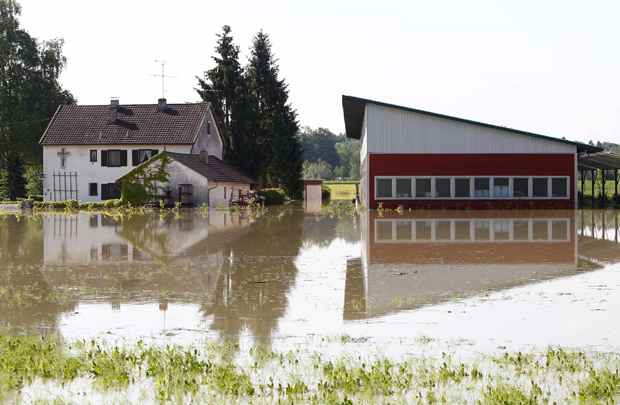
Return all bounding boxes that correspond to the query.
[454,178,470,198]
[551,178,567,197]
[513,178,529,197]
[415,220,432,240]
[396,220,412,240]
[532,178,549,197]
[395,178,412,198]
[376,221,393,241]
[474,178,490,198]
[415,178,432,198]
[533,220,548,240]
[493,178,510,197]
[435,178,451,198]
[376,178,393,198]
[474,220,491,240]
[513,220,530,240]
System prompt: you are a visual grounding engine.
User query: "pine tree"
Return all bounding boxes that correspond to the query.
[246,31,302,197]
[196,25,255,169]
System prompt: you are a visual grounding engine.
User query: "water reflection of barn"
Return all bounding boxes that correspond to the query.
[345,211,583,320]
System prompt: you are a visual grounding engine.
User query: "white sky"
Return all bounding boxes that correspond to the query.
[18,0,620,143]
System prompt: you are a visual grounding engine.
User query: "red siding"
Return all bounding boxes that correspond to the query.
[368,154,575,209]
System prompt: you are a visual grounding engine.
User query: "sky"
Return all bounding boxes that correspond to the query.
[17,0,620,144]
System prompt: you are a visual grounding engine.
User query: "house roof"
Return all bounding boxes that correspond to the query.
[39,102,210,145]
[166,152,256,184]
[342,95,602,154]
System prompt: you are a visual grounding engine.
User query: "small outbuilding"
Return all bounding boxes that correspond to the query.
[342,95,601,209]
[119,151,256,207]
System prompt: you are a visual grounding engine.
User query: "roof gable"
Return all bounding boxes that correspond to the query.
[40,102,210,146]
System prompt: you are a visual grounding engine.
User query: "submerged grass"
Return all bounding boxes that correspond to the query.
[1,335,619,404]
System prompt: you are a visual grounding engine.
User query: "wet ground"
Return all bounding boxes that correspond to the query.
[0,207,618,358]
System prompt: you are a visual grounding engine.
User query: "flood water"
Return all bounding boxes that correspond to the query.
[1,207,619,357]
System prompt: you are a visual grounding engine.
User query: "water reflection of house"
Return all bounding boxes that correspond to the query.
[40,211,255,304]
[345,211,579,319]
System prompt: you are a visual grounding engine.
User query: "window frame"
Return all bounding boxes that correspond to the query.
[89,182,98,197]
[374,218,571,243]
[373,175,570,200]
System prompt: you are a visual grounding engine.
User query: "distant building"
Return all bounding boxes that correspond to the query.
[39,98,253,205]
[342,95,600,209]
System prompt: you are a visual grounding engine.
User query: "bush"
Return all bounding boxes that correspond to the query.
[104,199,122,209]
[258,188,286,205]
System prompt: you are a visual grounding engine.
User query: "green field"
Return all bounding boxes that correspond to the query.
[579,180,619,198]
[323,181,358,200]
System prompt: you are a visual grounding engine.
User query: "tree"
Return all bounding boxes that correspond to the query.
[196,25,252,164]
[0,0,74,169]
[246,31,302,197]
[335,139,360,179]
[302,160,333,180]
[24,164,42,197]
[299,127,341,166]
[0,152,25,200]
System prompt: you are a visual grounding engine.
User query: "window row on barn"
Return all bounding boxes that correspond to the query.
[375,176,569,200]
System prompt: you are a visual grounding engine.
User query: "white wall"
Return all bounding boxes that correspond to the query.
[191,109,223,160]
[43,144,191,202]
[365,104,577,155]
[165,160,210,205]
[208,182,251,207]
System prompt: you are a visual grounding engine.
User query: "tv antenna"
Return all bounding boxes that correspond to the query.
[153,60,175,99]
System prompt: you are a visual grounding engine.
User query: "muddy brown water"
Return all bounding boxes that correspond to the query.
[0,207,618,355]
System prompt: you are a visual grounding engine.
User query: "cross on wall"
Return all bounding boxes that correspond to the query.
[57,148,70,169]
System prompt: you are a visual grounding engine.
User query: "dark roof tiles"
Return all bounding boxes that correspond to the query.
[40,102,210,145]
[166,152,256,184]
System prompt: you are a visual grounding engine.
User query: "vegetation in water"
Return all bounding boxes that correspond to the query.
[0,335,619,404]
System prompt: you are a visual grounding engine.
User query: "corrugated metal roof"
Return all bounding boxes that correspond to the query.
[342,95,602,154]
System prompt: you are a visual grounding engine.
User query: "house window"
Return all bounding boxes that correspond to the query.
[90,150,97,162]
[435,178,451,198]
[415,178,432,198]
[89,183,98,196]
[532,178,548,197]
[493,178,510,197]
[101,150,127,167]
[551,178,568,197]
[376,178,393,198]
[474,178,490,198]
[513,178,529,198]
[454,178,470,198]
[101,183,121,200]
[132,149,159,166]
[533,220,548,240]
[395,178,412,198]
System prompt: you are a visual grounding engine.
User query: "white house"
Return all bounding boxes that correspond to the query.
[39,98,235,202]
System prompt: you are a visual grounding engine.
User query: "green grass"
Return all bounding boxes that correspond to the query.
[324,181,358,201]
[580,180,619,199]
[1,335,620,403]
